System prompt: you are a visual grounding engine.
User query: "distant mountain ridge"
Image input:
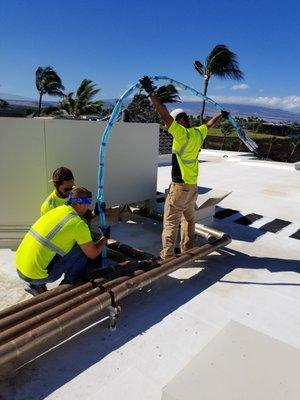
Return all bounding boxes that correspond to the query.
[1,93,300,122]
[0,92,34,101]
[168,101,300,123]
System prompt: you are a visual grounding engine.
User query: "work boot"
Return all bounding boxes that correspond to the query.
[25,283,47,296]
[154,254,177,264]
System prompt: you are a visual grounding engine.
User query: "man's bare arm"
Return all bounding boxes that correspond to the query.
[79,237,107,259]
[149,94,173,128]
[206,112,222,129]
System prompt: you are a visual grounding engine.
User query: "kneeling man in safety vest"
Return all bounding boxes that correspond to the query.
[41,166,75,216]
[16,187,108,295]
[140,76,229,259]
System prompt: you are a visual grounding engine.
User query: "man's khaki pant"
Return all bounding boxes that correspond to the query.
[160,182,198,259]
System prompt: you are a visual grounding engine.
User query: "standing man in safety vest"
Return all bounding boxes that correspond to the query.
[140,76,229,259]
[16,187,109,295]
[41,166,75,216]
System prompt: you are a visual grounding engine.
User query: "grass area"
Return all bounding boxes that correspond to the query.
[204,133,299,163]
[207,127,285,139]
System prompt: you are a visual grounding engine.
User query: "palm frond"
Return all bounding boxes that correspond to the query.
[80,103,103,115]
[58,80,102,117]
[195,44,244,122]
[35,66,65,93]
[155,84,180,104]
[194,60,204,76]
[205,44,244,80]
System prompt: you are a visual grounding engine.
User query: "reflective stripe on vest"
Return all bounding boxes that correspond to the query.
[28,213,77,256]
[173,128,204,164]
[47,213,76,240]
[176,131,190,157]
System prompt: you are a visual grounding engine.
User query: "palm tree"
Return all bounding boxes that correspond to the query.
[220,121,234,150]
[266,136,278,159]
[0,99,9,109]
[35,66,65,116]
[127,94,153,122]
[127,84,180,123]
[286,138,300,162]
[59,79,103,118]
[194,44,244,123]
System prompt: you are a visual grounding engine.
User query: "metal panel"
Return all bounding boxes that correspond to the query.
[0,118,159,247]
[44,120,159,207]
[0,118,47,225]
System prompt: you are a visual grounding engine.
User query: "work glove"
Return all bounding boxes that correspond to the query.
[93,202,100,216]
[102,225,111,239]
[221,110,230,120]
[139,76,156,94]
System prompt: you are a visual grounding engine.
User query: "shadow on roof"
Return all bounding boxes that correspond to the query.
[1,248,298,398]
[213,216,265,243]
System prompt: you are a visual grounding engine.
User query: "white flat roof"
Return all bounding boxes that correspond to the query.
[0,150,299,399]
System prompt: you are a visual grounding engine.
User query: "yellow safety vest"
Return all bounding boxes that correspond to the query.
[16,205,92,279]
[168,120,208,184]
[40,190,68,216]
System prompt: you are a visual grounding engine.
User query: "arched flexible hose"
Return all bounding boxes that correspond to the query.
[97,76,258,265]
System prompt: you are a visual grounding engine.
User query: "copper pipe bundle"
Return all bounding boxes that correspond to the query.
[0,232,231,380]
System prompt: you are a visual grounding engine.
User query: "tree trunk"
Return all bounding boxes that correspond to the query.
[220,135,226,150]
[288,139,300,162]
[38,93,43,117]
[200,78,209,124]
[266,137,275,159]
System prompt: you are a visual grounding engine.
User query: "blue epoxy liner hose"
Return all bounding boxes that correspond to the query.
[97,76,258,266]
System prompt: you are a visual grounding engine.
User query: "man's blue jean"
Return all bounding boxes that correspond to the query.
[18,244,87,286]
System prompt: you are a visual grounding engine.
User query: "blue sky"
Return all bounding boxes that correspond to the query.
[0,0,299,111]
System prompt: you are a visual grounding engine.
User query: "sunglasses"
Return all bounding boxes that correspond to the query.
[62,186,74,193]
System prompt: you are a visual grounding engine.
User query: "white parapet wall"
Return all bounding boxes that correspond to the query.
[0,118,159,248]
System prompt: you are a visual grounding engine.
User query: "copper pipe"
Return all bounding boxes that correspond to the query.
[108,242,155,260]
[0,284,75,320]
[0,271,146,345]
[0,280,105,332]
[0,249,125,322]
[195,224,226,240]
[0,286,105,344]
[101,270,145,292]
[0,267,151,342]
[107,248,128,263]
[0,292,112,380]
[112,235,231,303]
[0,233,231,379]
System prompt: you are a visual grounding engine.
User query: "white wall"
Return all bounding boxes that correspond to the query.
[0,118,159,247]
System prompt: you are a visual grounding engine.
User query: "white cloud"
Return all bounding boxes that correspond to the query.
[211,95,300,111]
[178,94,300,111]
[231,84,249,90]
